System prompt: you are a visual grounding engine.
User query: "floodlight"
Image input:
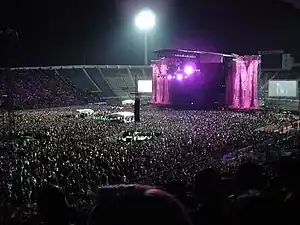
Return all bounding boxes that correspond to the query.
[135,9,156,30]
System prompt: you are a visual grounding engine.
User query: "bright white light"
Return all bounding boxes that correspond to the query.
[184,65,195,75]
[177,74,183,80]
[135,9,156,30]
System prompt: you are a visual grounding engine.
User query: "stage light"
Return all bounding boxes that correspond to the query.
[185,75,188,79]
[172,76,176,79]
[167,75,172,80]
[177,74,183,80]
[184,65,195,75]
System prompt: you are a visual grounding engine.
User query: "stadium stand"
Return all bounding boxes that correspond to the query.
[57,66,152,100]
[0,69,86,109]
[0,65,152,109]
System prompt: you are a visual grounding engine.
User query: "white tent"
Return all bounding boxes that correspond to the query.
[76,108,94,115]
[122,99,135,105]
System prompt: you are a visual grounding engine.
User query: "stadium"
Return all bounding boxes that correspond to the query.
[2,2,300,224]
[1,53,300,223]
[1,54,300,224]
[0,49,299,158]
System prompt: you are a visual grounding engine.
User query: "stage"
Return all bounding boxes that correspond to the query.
[151,49,261,110]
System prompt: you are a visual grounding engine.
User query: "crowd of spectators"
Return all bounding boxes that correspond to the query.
[0,70,86,109]
[0,104,299,225]
[0,67,299,225]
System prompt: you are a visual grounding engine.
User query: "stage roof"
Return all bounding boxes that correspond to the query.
[153,49,235,58]
[3,65,151,71]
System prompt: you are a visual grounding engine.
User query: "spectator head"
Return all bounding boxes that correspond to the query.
[165,180,186,199]
[235,162,264,194]
[231,195,280,225]
[278,157,300,191]
[194,168,223,203]
[89,184,192,225]
[37,184,70,225]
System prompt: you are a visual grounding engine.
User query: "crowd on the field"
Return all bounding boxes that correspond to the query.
[0,105,299,225]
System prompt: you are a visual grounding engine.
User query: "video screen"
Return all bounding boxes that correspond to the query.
[268,80,297,97]
[138,80,152,93]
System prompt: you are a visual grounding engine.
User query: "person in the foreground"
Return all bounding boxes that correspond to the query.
[88,184,193,225]
[37,185,77,225]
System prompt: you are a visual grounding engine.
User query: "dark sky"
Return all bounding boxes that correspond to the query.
[282,0,300,8]
[1,0,300,66]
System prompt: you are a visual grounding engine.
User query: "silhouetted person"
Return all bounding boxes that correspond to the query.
[89,184,193,225]
[230,195,280,225]
[235,162,264,195]
[192,168,227,225]
[278,157,300,224]
[37,185,75,225]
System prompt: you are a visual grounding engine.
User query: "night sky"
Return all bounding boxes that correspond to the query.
[1,0,300,67]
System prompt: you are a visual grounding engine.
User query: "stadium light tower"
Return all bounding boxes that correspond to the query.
[134,9,156,65]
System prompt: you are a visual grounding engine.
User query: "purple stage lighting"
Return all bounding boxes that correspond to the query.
[167,75,172,80]
[184,65,195,75]
[177,74,183,80]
